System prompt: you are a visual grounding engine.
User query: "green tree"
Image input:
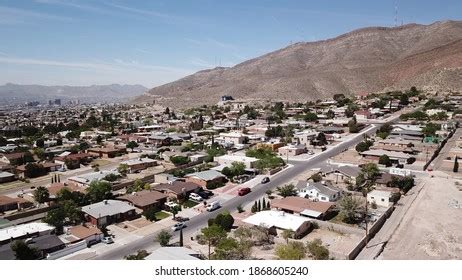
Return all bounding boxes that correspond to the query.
[388,176,415,193]
[103,173,120,182]
[143,207,158,222]
[251,201,257,213]
[126,141,139,152]
[348,116,359,133]
[125,250,149,260]
[310,173,323,182]
[282,229,295,244]
[355,163,380,191]
[306,239,329,260]
[79,141,90,151]
[43,207,66,233]
[11,240,40,260]
[61,200,82,224]
[34,186,50,204]
[179,228,184,247]
[276,184,298,197]
[422,123,441,136]
[96,135,103,145]
[454,156,459,173]
[315,132,328,146]
[230,162,246,177]
[156,229,172,247]
[378,154,392,167]
[170,205,181,218]
[304,112,318,122]
[355,140,373,153]
[35,138,45,148]
[399,94,409,105]
[201,224,227,259]
[275,241,306,260]
[33,147,47,161]
[117,163,129,176]
[213,237,252,260]
[86,180,112,203]
[338,196,362,224]
[209,211,234,231]
[24,163,47,178]
[170,155,190,166]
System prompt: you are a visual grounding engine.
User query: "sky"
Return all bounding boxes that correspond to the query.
[0,0,461,88]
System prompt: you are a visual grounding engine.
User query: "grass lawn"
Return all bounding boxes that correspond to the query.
[154,211,171,220]
[182,200,199,208]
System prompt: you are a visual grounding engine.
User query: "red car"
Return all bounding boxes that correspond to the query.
[238,187,251,196]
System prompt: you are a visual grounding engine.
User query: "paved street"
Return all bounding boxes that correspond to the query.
[92,124,382,260]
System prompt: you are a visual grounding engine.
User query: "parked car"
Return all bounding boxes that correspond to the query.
[87,239,98,247]
[238,187,251,196]
[198,190,213,199]
[171,222,185,231]
[206,201,220,212]
[173,216,190,222]
[189,193,203,202]
[261,177,270,184]
[165,201,179,209]
[101,236,114,244]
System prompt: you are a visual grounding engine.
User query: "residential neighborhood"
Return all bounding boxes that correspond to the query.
[1,88,461,260]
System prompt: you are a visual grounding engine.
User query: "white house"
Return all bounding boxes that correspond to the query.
[367,190,393,207]
[218,132,247,145]
[214,154,259,169]
[296,181,341,202]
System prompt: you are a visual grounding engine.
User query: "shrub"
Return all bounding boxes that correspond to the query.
[306,239,329,260]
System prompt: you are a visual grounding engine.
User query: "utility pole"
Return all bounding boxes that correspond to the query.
[365,197,369,246]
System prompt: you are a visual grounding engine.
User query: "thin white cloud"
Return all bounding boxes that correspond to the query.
[134,48,155,55]
[0,6,74,24]
[0,56,193,74]
[189,57,235,68]
[0,56,118,71]
[189,58,215,68]
[105,2,172,20]
[35,0,121,16]
[186,38,238,50]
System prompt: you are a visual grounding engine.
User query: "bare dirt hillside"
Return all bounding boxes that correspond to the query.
[136,20,462,108]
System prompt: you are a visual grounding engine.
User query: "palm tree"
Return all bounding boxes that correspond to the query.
[282,229,295,244]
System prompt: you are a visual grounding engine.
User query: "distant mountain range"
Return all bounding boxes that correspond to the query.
[0,83,148,104]
[136,20,462,108]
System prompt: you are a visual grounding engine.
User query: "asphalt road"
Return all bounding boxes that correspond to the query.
[93,124,381,260]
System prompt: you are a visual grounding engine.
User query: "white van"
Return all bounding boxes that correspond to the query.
[206,201,220,212]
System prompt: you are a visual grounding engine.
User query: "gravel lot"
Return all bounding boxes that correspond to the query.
[381,176,462,259]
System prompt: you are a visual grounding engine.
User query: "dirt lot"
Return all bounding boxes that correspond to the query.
[301,228,363,260]
[332,148,368,165]
[381,176,462,259]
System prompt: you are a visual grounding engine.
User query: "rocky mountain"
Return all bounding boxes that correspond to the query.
[0,83,148,104]
[137,20,462,108]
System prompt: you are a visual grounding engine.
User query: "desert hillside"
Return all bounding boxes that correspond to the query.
[136,20,462,108]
